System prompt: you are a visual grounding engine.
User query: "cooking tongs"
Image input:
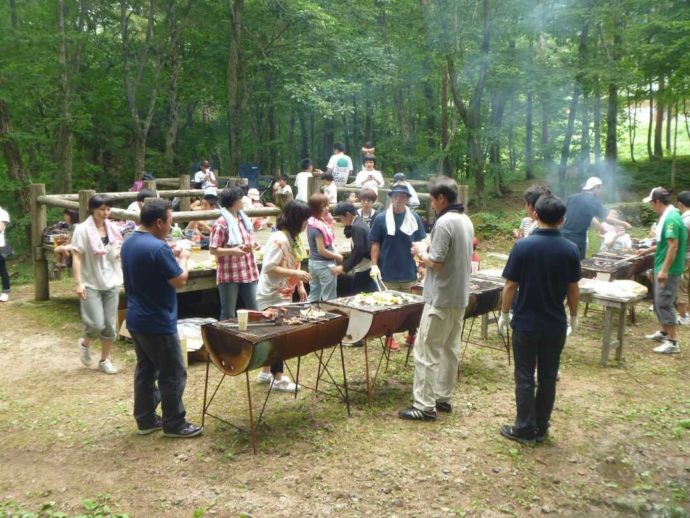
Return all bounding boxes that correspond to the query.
[374,275,388,292]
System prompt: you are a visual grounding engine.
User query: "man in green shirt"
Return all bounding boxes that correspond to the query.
[638,187,687,354]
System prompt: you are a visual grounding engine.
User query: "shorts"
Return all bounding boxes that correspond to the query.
[654,273,681,326]
[677,262,690,305]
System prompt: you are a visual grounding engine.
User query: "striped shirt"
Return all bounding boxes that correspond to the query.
[209,216,259,284]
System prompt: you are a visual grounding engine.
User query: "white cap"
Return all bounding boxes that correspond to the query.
[643,186,667,203]
[247,188,260,201]
[203,186,218,198]
[582,176,603,191]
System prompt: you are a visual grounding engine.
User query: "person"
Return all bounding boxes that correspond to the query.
[497,194,581,444]
[357,188,378,228]
[561,176,631,259]
[126,188,156,215]
[599,219,633,252]
[471,237,480,273]
[516,184,551,240]
[129,172,155,192]
[361,140,375,157]
[397,177,474,421]
[193,160,217,189]
[209,186,260,321]
[638,187,687,354]
[121,198,203,437]
[243,188,271,231]
[295,158,322,202]
[326,142,353,186]
[369,183,426,350]
[255,200,311,391]
[676,191,690,325]
[70,195,123,375]
[321,172,338,204]
[307,194,343,302]
[0,205,11,302]
[53,209,79,268]
[352,156,384,193]
[331,202,377,295]
[185,187,218,245]
[392,173,420,208]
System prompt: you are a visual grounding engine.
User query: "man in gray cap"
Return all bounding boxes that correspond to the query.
[561,176,630,259]
[392,173,420,208]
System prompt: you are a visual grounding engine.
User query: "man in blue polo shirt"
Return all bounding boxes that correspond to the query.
[121,198,203,438]
[561,176,631,259]
[498,195,581,445]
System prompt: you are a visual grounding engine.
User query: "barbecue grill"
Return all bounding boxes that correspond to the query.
[200,304,350,452]
[581,252,653,281]
[323,291,425,403]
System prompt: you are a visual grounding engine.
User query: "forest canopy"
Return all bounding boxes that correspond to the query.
[1,0,689,216]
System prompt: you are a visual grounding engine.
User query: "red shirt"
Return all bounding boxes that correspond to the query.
[209,216,259,284]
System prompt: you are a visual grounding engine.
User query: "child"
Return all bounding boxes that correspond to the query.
[357,188,378,227]
[273,174,293,208]
[471,237,480,273]
[321,172,338,204]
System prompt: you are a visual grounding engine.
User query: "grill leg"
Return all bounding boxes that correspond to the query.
[339,342,351,417]
[364,338,372,406]
[245,371,257,455]
[201,359,210,427]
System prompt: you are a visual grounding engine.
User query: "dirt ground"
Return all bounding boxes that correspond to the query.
[0,275,688,518]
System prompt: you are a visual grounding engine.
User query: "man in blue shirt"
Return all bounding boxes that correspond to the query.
[369,183,426,349]
[121,198,203,438]
[498,195,581,445]
[561,176,631,259]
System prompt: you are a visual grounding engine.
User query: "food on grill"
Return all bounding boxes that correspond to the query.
[284,317,305,325]
[300,307,326,319]
[352,292,415,307]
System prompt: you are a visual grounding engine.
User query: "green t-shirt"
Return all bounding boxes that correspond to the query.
[654,209,687,275]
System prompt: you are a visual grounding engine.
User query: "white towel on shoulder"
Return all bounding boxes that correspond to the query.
[385,206,418,236]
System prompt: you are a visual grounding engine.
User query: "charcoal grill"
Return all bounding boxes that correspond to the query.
[200,304,350,452]
[323,291,425,404]
[581,252,653,281]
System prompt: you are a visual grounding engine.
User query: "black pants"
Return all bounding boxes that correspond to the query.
[350,270,377,295]
[0,254,9,292]
[131,331,187,433]
[512,329,566,437]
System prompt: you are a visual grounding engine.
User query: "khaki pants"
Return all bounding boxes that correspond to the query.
[412,304,466,412]
[677,261,690,306]
[382,280,415,293]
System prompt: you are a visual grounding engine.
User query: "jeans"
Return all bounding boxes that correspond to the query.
[512,329,566,437]
[131,331,187,432]
[218,281,258,320]
[0,254,9,292]
[80,286,119,340]
[308,259,337,302]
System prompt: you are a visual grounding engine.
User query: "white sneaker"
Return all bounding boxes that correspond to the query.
[271,378,299,392]
[653,340,680,354]
[98,358,118,374]
[645,330,667,342]
[678,315,690,326]
[79,339,94,367]
[256,371,273,384]
[0,293,8,302]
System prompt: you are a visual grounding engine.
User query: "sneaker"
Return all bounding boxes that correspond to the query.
[163,422,203,438]
[398,406,437,421]
[499,424,536,446]
[645,330,668,342]
[0,293,8,302]
[79,339,93,367]
[653,340,680,354]
[137,416,163,435]
[436,401,452,413]
[271,378,299,392]
[256,371,273,384]
[678,315,690,326]
[536,429,549,443]
[98,358,118,374]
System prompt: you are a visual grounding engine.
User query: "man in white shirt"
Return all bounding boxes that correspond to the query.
[295,158,322,202]
[326,143,353,186]
[352,156,384,193]
[193,160,217,189]
[0,205,10,301]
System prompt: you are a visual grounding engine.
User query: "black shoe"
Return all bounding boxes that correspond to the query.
[436,401,452,413]
[499,424,536,446]
[536,429,549,443]
[163,423,204,438]
[398,406,437,421]
[137,416,163,435]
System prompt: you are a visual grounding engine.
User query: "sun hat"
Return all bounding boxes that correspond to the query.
[388,184,411,197]
[642,186,669,203]
[247,188,261,201]
[582,176,603,191]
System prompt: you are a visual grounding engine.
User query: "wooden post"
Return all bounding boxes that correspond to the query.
[307,175,321,200]
[78,189,95,223]
[143,179,157,195]
[179,174,191,212]
[458,185,469,208]
[30,184,49,301]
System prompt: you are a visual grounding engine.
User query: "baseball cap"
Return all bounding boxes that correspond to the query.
[247,188,260,201]
[642,186,669,203]
[582,176,603,191]
[393,172,406,182]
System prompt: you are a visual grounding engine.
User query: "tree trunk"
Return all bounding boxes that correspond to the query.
[395,87,412,145]
[666,102,672,151]
[647,80,654,159]
[557,86,581,195]
[580,92,590,175]
[593,78,601,164]
[488,93,506,196]
[56,0,73,193]
[299,111,309,159]
[654,77,664,158]
[364,80,373,143]
[671,99,679,189]
[164,10,182,174]
[605,83,618,163]
[626,88,637,163]
[0,99,31,218]
[525,92,534,179]
[227,0,244,175]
